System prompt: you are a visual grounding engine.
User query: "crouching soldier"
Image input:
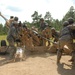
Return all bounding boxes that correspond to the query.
[57,18,75,64]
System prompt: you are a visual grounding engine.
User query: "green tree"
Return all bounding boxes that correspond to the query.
[31,11,42,23]
[0,23,3,35]
[31,11,42,28]
[44,11,53,26]
[44,11,53,21]
[3,25,8,35]
[62,6,75,21]
[52,19,62,30]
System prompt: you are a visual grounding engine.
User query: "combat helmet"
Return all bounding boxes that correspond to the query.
[67,17,74,24]
[14,16,18,21]
[63,21,69,27]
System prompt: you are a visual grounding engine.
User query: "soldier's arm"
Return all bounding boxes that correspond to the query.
[5,20,10,28]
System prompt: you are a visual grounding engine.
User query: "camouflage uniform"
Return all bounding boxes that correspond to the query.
[57,21,75,63]
[51,27,60,42]
[7,22,18,60]
[40,22,48,31]
[39,18,49,31]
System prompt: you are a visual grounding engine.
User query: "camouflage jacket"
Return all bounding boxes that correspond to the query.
[60,24,75,40]
[7,23,18,42]
[40,22,48,31]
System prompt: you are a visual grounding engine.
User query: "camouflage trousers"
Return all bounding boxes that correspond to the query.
[59,40,74,52]
[57,39,75,63]
[7,40,16,60]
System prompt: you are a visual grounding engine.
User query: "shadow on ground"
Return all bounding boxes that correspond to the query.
[57,63,75,75]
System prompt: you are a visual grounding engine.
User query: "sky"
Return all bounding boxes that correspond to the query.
[0,0,75,25]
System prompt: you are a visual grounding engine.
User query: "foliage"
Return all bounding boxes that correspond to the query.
[31,11,42,23]
[0,24,8,35]
[44,11,53,22]
[62,6,75,22]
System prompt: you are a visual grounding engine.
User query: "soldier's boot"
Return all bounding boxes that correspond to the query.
[57,49,63,64]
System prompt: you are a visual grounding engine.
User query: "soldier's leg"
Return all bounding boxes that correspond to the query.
[8,41,16,60]
[57,40,64,63]
[3,40,16,64]
[66,41,75,62]
[9,46,16,60]
[71,51,75,63]
[57,49,63,63]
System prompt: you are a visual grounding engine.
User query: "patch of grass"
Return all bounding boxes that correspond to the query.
[0,35,7,41]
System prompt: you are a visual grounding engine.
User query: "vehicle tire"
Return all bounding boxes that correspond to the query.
[1,40,7,46]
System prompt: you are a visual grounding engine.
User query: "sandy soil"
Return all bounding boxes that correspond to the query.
[0,52,75,75]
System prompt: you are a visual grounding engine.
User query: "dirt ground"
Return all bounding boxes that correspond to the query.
[0,52,75,75]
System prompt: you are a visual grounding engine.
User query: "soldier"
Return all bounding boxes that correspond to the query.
[39,18,49,31]
[67,17,75,62]
[57,18,75,64]
[0,12,14,28]
[51,27,60,42]
[7,17,19,61]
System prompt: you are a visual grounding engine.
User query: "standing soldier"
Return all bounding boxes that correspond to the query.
[7,17,19,61]
[39,18,49,31]
[39,18,52,46]
[57,18,75,64]
[0,12,20,62]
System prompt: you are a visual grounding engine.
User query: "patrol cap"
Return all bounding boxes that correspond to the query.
[67,17,74,24]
